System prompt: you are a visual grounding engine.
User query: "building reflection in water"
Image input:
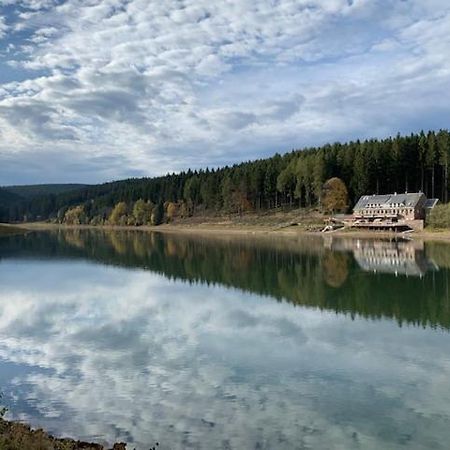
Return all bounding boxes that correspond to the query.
[325,237,438,277]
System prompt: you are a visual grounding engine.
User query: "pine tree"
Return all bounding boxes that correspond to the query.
[437,130,450,202]
[151,201,164,225]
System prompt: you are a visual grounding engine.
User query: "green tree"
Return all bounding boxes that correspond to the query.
[183,175,201,214]
[277,159,296,207]
[437,130,450,202]
[418,131,427,192]
[200,172,219,210]
[151,201,164,225]
[221,174,235,213]
[426,131,437,198]
[264,159,279,208]
[295,155,314,207]
[352,144,369,199]
[313,151,326,205]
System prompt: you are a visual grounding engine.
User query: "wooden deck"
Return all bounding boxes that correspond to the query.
[328,216,421,232]
[349,222,413,232]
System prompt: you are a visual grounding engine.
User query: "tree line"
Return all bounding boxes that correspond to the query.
[1,129,449,224]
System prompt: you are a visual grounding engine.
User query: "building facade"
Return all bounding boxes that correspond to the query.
[351,192,438,231]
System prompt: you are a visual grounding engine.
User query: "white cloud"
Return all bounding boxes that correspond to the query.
[0,0,449,182]
[0,14,7,38]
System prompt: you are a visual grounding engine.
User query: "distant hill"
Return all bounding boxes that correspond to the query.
[0,187,22,207]
[0,188,23,222]
[2,184,90,199]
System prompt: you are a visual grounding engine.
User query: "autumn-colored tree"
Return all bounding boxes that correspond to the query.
[165,202,179,223]
[109,201,128,225]
[63,205,86,225]
[233,189,253,215]
[133,199,152,225]
[321,177,349,214]
[179,201,190,218]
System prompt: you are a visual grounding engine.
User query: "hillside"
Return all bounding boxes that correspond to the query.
[3,184,89,199]
[0,129,449,225]
[0,188,22,208]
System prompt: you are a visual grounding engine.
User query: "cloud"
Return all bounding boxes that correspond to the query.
[0,15,7,38]
[0,0,449,183]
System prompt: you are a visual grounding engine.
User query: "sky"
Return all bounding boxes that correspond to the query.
[0,0,449,185]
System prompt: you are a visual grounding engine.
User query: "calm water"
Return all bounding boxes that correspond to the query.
[1,230,450,449]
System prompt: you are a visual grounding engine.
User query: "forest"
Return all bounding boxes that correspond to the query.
[0,129,449,225]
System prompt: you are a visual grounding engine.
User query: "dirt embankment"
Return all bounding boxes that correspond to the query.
[0,418,130,450]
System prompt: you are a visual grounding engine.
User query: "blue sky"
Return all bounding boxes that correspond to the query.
[0,0,449,185]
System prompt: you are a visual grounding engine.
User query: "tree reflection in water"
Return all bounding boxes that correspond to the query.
[1,230,449,330]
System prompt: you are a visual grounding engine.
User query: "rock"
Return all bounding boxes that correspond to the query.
[112,443,127,450]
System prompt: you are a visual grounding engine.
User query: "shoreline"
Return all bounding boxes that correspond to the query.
[0,223,29,236]
[0,418,126,450]
[8,221,450,242]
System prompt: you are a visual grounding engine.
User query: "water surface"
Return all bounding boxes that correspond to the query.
[0,230,450,449]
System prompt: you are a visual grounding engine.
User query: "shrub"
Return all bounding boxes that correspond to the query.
[426,204,450,228]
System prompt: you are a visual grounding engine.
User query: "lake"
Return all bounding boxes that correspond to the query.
[1,229,450,449]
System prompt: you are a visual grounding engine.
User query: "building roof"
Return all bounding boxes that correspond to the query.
[424,198,439,209]
[354,192,425,210]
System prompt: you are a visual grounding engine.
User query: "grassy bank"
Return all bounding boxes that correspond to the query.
[0,418,127,450]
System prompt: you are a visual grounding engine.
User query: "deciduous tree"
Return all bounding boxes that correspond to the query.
[321,177,349,214]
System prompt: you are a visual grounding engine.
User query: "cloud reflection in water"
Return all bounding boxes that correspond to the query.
[0,255,450,449]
